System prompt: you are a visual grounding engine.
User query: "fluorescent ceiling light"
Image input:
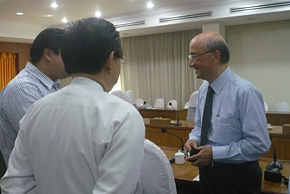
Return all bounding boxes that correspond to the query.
[62,17,68,23]
[95,10,102,18]
[146,1,154,9]
[50,2,58,9]
[43,14,54,17]
[16,12,24,15]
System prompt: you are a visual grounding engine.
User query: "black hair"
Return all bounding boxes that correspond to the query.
[61,17,123,75]
[206,38,230,64]
[30,28,64,64]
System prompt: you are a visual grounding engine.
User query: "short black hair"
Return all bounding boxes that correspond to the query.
[61,17,123,75]
[30,28,64,64]
[206,38,230,64]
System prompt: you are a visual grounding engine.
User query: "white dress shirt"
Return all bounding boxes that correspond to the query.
[1,77,145,194]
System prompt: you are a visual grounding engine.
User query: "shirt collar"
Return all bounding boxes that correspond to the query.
[26,62,59,90]
[210,66,233,95]
[71,77,104,92]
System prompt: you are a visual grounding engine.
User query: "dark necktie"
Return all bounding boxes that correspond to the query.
[201,86,214,145]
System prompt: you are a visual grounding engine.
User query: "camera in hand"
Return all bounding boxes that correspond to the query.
[264,168,282,183]
[187,148,200,162]
[190,148,200,156]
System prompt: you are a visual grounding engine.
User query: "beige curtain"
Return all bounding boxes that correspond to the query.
[120,29,203,109]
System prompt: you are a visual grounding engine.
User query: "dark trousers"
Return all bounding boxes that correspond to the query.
[199,161,262,194]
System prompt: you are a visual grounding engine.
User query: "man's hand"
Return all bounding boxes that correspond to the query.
[184,140,213,167]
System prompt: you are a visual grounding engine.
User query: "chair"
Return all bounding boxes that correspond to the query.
[153,98,165,109]
[264,101,269,111]
[188,91,198,108]
[166,99,178,109]
[141,139,177,194]
[184,101,189,109]
[274,102,290,112]
[126,90,137,108]
[110,90,129,102]
[136,98,145,108]
[186,91,198,121]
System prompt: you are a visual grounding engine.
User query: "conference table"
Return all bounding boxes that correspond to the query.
[144,118,193,149]
[161,146,290,194]
[266,111,290,126]
[144,117,290,161]
[139,108,188,120]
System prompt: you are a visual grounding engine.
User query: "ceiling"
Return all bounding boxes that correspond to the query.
[0,0,290,43]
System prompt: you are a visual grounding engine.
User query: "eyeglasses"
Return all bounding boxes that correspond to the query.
[115,55,126,66]
[188,50,215,60]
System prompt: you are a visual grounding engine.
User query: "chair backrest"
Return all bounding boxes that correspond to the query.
[111,90,129,102]
[274,102,290,112]
[184,101,189,109]
[186,107,196,121]
[141,139,177,194]
[136,98,145,108]
[127,90,137,107]
[154,98,165,109]
[264,101,269,111]
[166,99,178,109]
[188,91,198,107]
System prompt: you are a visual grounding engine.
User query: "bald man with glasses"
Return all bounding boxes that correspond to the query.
[184,31,271,194]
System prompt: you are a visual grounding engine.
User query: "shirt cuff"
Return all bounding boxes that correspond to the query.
[212,146,228,161]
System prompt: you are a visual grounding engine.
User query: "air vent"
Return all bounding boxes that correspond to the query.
[230,1,290,13]
[115,20,145,28]
[159,11,212,23]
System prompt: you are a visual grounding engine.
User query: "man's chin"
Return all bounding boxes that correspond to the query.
[195,71,200,78]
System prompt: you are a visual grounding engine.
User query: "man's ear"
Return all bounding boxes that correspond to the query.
[105,51,115,73]
[212,50,221,63]
[43,48,52,62]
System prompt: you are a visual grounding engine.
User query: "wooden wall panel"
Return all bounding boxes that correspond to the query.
[18,43,31,71]
[0,42,18,53]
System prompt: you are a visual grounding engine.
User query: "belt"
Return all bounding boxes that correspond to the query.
[209,160,258,168]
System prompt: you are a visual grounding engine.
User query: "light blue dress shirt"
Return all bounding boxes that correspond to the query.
[189,67,271,163]
[0,62,60,165]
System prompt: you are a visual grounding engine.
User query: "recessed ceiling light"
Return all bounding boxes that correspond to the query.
[146,1,154,9]
[50,2,58,9]
[16,12,24,16]
[95,10,102,18]
[62,17,68,23]
[43,14,54,18]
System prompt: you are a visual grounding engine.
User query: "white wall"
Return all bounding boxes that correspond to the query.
[226,19,290,111]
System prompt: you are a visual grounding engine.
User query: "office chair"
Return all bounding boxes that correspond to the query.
[186,91,198,121]
[166,100,178,109]
[136,98,145,108]
[264,101,269,111]
[110,90,129,102]
[126,90,137,108]
[274,102,290,112]
[153,98,165,109]
[184,101,190,109]
[141,139,177,194]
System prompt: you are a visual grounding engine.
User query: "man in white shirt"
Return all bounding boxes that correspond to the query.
[1,17,145,194]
